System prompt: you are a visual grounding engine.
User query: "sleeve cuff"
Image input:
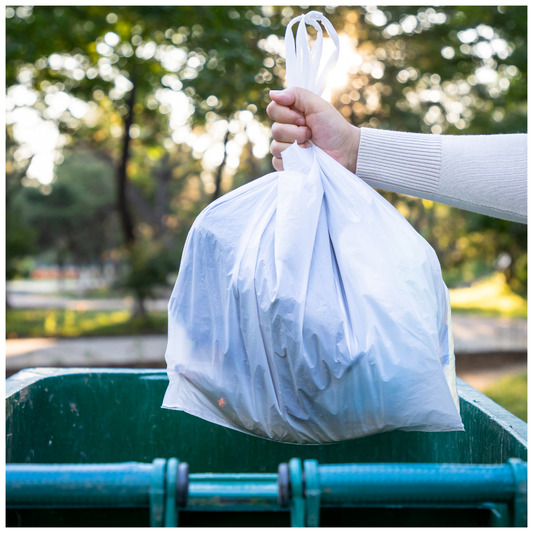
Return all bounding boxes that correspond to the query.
[355,127,442,196]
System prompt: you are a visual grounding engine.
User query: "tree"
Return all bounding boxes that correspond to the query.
[314,6,527,292]
[6,6,284,311]
[6,178,36,282]
[6,5,527,299]
[17,149,118,270]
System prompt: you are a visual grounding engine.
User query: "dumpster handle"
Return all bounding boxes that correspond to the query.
[162,459,189,527]
[304,459,320,527]
[177,462,189,509]
[277,462,290,508]
[150,459,166,527]
[164,458,179,527]
[507,458,527,527]
[6,459,527,527]
[289,458,305,527]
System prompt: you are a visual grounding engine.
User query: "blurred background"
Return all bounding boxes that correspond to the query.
[5,6,526,420]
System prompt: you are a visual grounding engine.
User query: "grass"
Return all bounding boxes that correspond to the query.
[6,308,167,339]
[6,272,526,338]
[449,272,527,318]
[482,372,527,422]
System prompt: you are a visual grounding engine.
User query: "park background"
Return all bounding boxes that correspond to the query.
[5,6,527,420]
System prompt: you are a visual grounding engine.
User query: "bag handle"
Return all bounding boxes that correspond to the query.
[284,11,340,98]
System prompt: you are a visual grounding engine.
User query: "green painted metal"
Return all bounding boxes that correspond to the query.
[485,503,511,527]
[164,458,179,527]
[5,368,528,527]
[289,458,305,527]
[304,459,320,527]
[6,369,526,469]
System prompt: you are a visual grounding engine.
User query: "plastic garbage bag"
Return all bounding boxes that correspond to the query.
[162,11,464,443]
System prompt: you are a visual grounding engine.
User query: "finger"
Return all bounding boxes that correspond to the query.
[270,140,294,158]
[271,122,311,144]
[271,140,312,159]
[271,87,333,116]
[269,89,296,107]
[267,101,306,126]
[272,156,284,171]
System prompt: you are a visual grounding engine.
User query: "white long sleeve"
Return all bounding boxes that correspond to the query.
[355,128,527,224]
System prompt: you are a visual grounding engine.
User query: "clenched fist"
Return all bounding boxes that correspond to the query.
[267,87,361,173]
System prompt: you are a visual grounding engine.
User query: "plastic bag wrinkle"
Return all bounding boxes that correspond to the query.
[163,13,463,442]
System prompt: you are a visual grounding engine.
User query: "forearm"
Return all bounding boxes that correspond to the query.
[354,128,527,224]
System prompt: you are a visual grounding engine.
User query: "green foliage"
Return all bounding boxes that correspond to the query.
[6,155,37,280]
[483,372,527,422]
[5,6,527,298]
[319,5,527,293]
[6,197,37,280]
[16,149,118,266]
[6,308,167,338]
[6,6,281,152]
[6,6,283,301]
[118,237,177,305]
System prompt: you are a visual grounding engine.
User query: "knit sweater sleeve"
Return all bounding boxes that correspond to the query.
[354,127,527,224]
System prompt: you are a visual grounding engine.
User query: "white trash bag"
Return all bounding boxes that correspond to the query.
[162,11,464,444]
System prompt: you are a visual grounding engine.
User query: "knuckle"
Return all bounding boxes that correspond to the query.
[271,141,283,158]
[271,122,281,139]
[292,86,302,102]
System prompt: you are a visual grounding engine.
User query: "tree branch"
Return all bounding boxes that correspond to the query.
[127,181,159,230]
[212,129,231,202]
[117,79,137,246]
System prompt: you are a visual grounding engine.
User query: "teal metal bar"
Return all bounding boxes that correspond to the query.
[6,459,527,528]
[318,463,518,505]
[149,458,166,527]
[6,466,280,511]
[6,462,154,508]
[164,458,179,527]
[507,458,527,527]
[187,473,279,511]
[289,458,305,527]
[304,459,320,527]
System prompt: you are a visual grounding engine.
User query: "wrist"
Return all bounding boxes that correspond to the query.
[345,125,361,174]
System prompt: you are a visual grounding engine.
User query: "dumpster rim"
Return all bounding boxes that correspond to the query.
[5,367,166,398]
[5,368,527,448]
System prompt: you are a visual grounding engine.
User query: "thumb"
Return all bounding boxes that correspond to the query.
[269,87,330,116]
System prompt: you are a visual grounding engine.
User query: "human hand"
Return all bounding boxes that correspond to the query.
[267,87,361,173]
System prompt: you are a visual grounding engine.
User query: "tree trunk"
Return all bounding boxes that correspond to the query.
[117,80,137,246]
[57,251,65,294]
[127,182,160,229]
[212,130,231,202]
[155,154,172,234]
[133,289,147,320]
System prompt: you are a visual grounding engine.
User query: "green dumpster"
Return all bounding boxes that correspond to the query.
[6,368,527,527]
